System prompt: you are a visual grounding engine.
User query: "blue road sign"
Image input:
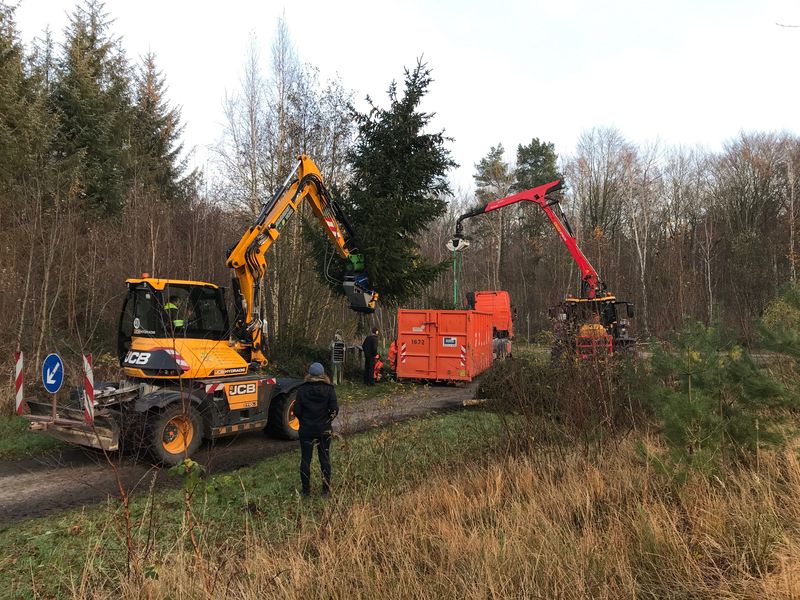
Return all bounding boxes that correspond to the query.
[42,353,64,394]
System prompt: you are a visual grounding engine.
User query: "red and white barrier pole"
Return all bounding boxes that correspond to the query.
[83,354,94,426]
[14,351,24,415]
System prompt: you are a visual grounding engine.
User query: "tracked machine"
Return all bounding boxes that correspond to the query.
[25,156,377,464]
[451,180,634,359]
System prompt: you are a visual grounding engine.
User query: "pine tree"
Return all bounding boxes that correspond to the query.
[324,60,457,305]
[514,138,562,191]
[52,0,132,215]
[513,138,563,242]
[474,144,513,202]
[472,145,513,288]
[648,320,790,473]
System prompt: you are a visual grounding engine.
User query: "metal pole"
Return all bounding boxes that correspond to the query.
[453,249,458,309]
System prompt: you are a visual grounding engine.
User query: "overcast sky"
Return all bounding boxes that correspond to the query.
[14,0,800,193]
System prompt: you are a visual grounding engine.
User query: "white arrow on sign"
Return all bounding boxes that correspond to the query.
[46,362,60,385]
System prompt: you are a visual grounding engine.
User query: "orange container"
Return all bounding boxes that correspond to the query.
[472,290,513,338]
[396,309,493,382]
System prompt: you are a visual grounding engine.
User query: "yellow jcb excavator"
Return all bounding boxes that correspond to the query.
[25,155,378,464]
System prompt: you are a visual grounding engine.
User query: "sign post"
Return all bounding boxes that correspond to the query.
[42,353,64,394]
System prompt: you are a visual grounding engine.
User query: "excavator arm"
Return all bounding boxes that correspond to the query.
[452,179,607,299]
[226,155,378,365]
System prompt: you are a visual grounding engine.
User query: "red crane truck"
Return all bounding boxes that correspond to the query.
[452,180,635,359]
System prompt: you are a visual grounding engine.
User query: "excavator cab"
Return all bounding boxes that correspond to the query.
[117,277,243,378]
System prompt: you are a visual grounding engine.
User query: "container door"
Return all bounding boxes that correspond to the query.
[397,310,435,378]
[435,311,468,381]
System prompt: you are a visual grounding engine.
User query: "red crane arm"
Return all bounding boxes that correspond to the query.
[455,179,606,299]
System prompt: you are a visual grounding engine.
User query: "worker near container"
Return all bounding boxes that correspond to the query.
[294,362,339,497]
[388,340,398,373]
[362,327,379,386]
[373,353,384,382]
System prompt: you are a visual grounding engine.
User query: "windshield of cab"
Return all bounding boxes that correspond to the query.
[124,283,229,341]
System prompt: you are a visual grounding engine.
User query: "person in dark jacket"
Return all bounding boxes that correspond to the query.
[294,362,339,496]
[362,327,379,385]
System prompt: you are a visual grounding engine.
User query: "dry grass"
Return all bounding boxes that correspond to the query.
[1,378,14,416]
[81,435,800,599]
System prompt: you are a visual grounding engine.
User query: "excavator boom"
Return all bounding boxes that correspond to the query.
[226,155,378,365]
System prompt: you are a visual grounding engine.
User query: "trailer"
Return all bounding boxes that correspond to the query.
[395,309,493,382]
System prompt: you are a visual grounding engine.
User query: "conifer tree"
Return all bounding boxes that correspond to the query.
[326,60,457,305]
[514,137,562,191]
[513,138,564,242]
[648,320,790,472]
[52,0,132,215]
[0,3,48,205]
[130,52,190,202]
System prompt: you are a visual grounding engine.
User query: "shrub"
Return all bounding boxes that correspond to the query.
[478,354,648,450]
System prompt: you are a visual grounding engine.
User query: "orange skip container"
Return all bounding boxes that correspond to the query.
[396,309,493,382]
[472,290,513,338]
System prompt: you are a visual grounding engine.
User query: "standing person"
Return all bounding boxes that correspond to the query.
[294,362,339,496]
[388,340,398,374]
[362,327,379,386]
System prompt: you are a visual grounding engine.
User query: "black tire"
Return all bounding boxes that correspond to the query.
[148,402,203,465]
[267,391,300,440]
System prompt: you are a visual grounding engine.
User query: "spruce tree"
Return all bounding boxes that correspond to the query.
[0,4,45,200]
[52,0,132,215]
[319,60,457,305]
[130,52,190,202]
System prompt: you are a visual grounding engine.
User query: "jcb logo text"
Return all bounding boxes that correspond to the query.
[228,383,257,396]
[124,351,151,365]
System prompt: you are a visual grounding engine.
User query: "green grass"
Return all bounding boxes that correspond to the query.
[0,416,61,460]
[0,409,507,598]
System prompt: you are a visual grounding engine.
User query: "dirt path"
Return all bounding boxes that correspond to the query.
[0,383,476,523]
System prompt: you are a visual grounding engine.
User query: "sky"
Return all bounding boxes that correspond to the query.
[13,0,800,193]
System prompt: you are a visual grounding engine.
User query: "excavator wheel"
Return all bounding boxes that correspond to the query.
[267,391,300,440]
[148,402,203,465]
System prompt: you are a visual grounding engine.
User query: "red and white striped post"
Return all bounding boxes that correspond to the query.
[83,354,94,426]
[14,351,24,415]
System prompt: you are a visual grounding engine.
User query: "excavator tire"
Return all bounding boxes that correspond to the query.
[268,390,300,440]
[148,402,203,465]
